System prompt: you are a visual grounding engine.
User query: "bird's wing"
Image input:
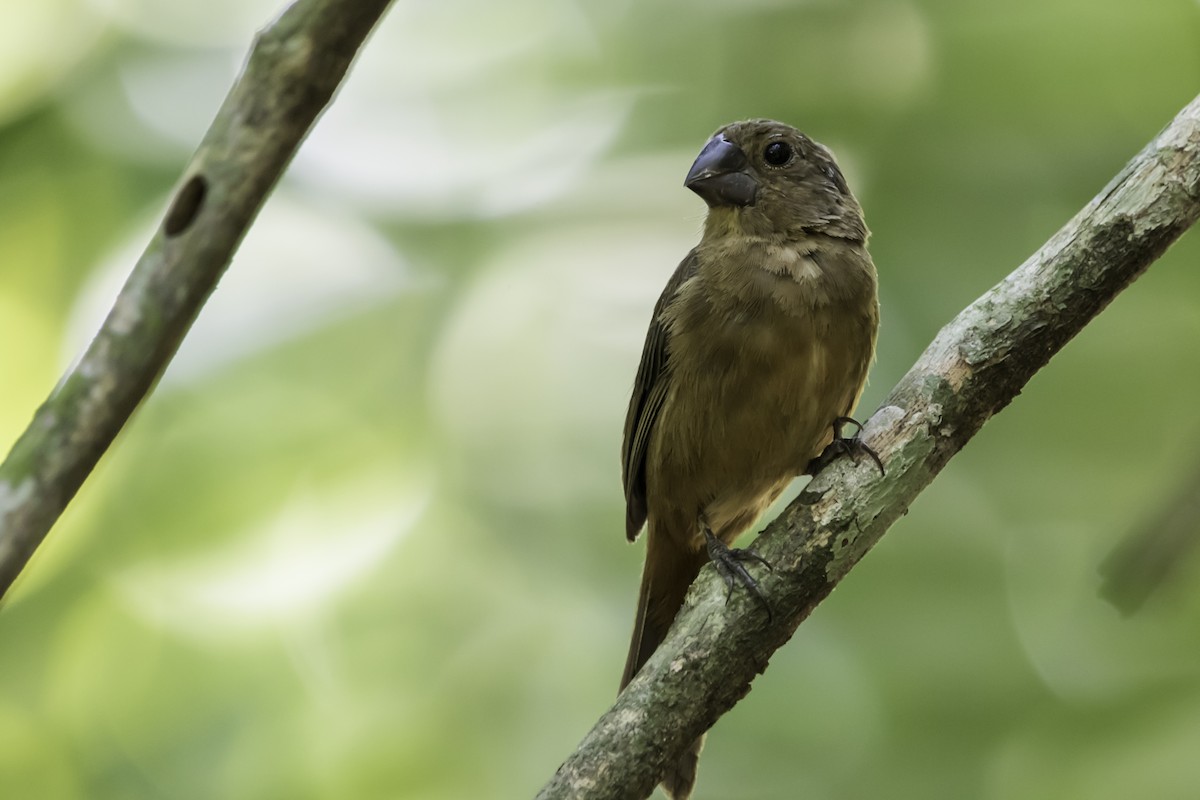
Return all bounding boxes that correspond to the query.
[621,249,699,541]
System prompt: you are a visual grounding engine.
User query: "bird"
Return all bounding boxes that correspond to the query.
[619,119,880,799]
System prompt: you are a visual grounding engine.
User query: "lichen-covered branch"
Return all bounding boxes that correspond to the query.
[0,0,394,599]
[537,95,1200,800]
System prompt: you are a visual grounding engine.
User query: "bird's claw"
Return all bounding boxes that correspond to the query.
[703,525,773,624]
[806,416,884,477]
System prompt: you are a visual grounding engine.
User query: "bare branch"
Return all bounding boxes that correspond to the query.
[537,94,1200,800]
[0,0,394,599]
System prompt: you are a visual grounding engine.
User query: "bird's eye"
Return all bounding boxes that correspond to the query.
[763,141,792,166]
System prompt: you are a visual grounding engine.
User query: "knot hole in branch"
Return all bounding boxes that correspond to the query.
[164,174,208,237]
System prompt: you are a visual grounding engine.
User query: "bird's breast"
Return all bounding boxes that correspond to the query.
[646,242,877,546]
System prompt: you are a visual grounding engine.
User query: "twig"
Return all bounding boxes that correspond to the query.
[0,0,394,599]
[536,94,1200,800]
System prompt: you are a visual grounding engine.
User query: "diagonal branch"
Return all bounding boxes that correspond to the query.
[537,94,1200,800]
[0,0,394,600]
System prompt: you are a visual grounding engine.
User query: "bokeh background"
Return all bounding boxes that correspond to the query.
[2,0,1200,798]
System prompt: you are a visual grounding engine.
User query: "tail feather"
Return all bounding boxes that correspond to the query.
[621,531,706,689]
[662,736,705,800]
[621,530,709,799]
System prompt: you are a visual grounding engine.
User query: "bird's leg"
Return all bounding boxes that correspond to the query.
[806,415,885,477]
[701,515,773,624]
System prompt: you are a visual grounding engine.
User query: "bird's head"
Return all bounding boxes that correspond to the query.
[685,119,866,243]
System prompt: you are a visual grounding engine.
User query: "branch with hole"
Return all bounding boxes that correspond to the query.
[0,0,395,599]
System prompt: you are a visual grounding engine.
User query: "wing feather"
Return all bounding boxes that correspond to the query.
[620,249,699,540]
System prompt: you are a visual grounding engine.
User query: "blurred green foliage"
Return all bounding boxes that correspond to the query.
[2,0,1200,798]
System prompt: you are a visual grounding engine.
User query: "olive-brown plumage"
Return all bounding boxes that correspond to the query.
[620,120,879,799]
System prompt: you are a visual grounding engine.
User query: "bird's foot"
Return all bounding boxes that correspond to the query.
[806,416,884,477]
[703,524,773,624]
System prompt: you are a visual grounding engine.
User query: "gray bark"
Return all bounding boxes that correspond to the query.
[536,94,1200,800]
[0,0,394,598]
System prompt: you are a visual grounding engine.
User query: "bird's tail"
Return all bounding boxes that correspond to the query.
[662,736,705,800]
[621,530,708,799]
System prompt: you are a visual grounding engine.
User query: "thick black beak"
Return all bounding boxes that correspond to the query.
[684,135,758,208]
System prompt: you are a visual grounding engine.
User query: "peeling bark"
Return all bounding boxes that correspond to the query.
[536,95,1200,800]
